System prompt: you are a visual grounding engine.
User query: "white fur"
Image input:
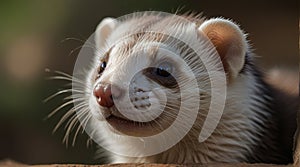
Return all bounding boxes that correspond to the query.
[86,13,268,164]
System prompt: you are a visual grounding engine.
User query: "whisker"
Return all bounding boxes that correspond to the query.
[86,136,93,148]
[46,71,87,86]
[63,94,87,101]
[68,45,84,57]
[53,107,76,133]
[60,37,88,44]
[47,97,85,118]
[72,123,83,146]
[53,102,88,133]
[46,68,94,147]
[60,37,100,52]
[47,75,86,86]
[72,113,92,146]
[53,70,74,78]
[81,114,92,133]
[63,107,89,145]
[43,89,84,103]
[59,37,99,57]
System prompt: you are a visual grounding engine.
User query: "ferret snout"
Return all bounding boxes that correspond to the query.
[93,83,122,108]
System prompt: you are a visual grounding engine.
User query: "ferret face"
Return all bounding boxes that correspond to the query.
[88,35,195,137]
[87,13,247,139]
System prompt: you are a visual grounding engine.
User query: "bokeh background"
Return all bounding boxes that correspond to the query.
[0,0,298,165]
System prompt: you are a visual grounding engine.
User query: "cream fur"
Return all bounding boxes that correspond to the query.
[86,13,268,164]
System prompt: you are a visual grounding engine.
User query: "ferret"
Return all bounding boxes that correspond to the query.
[53,12,299,165]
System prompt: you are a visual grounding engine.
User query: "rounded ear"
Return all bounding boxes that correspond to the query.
[198,18,248,79]
[95,17,117,49]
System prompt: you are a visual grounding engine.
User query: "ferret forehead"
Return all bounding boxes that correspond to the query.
[107,14,201,45]
[107,41,153,65]
[107,39,181,64]
[102,14,205,65]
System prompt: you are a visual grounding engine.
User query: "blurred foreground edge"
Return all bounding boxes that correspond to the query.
[0,160,293,167]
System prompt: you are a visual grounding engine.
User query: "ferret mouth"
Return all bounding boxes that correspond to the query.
[106,114,153,127]
[105,113,161,136]
[102,105,174,136]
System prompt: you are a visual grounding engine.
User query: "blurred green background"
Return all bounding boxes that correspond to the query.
[0,0,298,165]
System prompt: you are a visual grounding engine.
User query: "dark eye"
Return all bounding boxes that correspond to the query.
[143,62,177,88]
[156,62,172,77]
[99,61,107,74]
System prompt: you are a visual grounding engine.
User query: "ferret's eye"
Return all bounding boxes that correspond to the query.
[99,61,107,74]
[156,62,172,77]
[143,62,177,88]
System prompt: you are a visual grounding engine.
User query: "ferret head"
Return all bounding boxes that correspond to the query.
[87,13,248,139]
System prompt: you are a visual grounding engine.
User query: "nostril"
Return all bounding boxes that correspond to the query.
[93,83,114,108]
[93,84,103,98]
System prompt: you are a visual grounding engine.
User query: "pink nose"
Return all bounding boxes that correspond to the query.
[93,83,121,108]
